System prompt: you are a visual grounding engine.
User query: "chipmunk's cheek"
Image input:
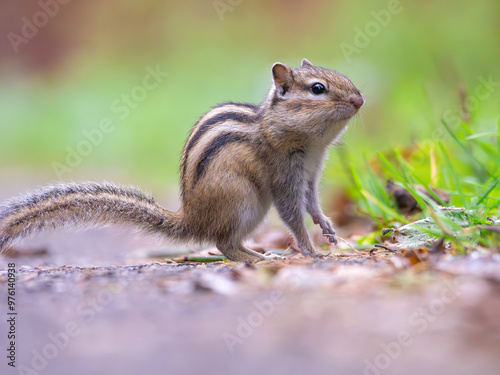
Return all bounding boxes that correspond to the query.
[347,105,360,118]
[327,105,355,122]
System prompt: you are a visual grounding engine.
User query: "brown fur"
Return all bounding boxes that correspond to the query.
[0,59,363,261]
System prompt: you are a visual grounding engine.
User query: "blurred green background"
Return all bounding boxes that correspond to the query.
[1,0,499,195]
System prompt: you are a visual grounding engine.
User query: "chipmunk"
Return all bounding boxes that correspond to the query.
[0,59,364,261]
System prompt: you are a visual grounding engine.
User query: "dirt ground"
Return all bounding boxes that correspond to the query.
[1,226,500,375]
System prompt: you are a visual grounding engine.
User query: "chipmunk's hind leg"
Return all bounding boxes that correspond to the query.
[214,199,268,261]
[215,195,276,262]
[216,241,265,261]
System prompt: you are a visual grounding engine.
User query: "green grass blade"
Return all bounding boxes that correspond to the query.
[363,155,392,207]
[361,189,409,224]
[392,151,431,210]
[438,141,467,208]
[377,152,403,179]
[477,176,500,205]
[410,172,447,206]
[465,132,499,140]
[441,119,490,176]
[392,149,448,206]
[350,164,382,227]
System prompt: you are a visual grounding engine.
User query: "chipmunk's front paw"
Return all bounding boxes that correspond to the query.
[318,217,337,244]
[323,232,338,245]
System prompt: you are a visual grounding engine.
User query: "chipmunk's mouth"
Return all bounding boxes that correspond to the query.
[333,94,364,120]
[328,103,360,122]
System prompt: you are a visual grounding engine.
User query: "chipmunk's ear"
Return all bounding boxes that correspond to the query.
[272,63,293,96]
[301,58,314,68]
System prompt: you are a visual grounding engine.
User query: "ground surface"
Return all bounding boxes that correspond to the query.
[1,230,500,375]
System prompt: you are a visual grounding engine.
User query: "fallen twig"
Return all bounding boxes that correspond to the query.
[336,236,362,254]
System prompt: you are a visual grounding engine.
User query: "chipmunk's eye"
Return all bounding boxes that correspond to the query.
[310,83,326,95]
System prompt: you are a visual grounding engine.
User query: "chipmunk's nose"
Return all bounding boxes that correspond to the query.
[350,95,364,109]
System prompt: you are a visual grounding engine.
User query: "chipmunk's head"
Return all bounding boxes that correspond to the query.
[270,58,363,123]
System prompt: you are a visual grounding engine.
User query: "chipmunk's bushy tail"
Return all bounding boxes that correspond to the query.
[0,182,186,252]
